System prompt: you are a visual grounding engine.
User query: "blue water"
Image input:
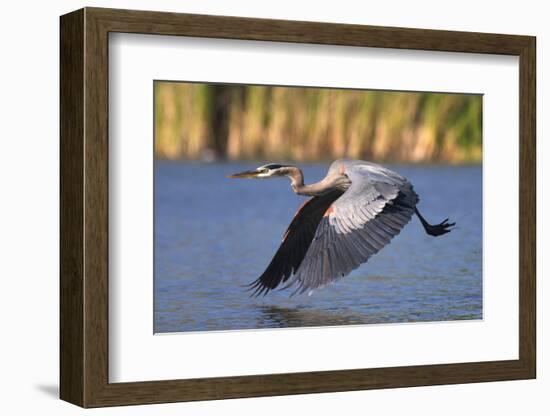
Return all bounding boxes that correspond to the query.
[154,161,482,333]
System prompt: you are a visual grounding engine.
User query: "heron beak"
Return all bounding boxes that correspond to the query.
[226,169,261,179]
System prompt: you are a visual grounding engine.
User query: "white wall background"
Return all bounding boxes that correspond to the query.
[0,1,545,414]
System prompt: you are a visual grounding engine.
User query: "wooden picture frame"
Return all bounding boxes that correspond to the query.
[60,7,536,408]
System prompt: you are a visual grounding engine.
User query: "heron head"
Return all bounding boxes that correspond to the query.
[227,164,291,179]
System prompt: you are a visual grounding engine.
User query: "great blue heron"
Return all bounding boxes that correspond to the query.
[228,159,455,296]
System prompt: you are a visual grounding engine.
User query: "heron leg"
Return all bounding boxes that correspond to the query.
[414,207,455,237]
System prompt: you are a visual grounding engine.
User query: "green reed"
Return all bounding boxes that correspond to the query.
[154,82,482,163]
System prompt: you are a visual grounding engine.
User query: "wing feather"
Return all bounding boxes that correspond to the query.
[285,161,419,294]
[247,189,344,296]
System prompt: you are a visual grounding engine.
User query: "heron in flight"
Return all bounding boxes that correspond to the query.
[228,160,455,296]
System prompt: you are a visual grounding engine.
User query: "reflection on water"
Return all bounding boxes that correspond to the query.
[256,305,366,328]
[154,161,482,333]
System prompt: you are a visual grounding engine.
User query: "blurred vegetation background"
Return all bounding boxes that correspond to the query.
[154,82,482,163]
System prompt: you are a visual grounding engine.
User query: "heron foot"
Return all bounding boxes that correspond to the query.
[425,218,455,237]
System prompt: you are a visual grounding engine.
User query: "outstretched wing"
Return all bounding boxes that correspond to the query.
[284,162,419,295]
[248,189,344,296]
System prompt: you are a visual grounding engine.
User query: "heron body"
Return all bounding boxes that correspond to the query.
[228,159,454,296]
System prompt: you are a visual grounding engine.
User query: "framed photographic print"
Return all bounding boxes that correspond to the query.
[60,7,536,408]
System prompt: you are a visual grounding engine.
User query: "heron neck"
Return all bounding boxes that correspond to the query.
[286,167,338,197]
